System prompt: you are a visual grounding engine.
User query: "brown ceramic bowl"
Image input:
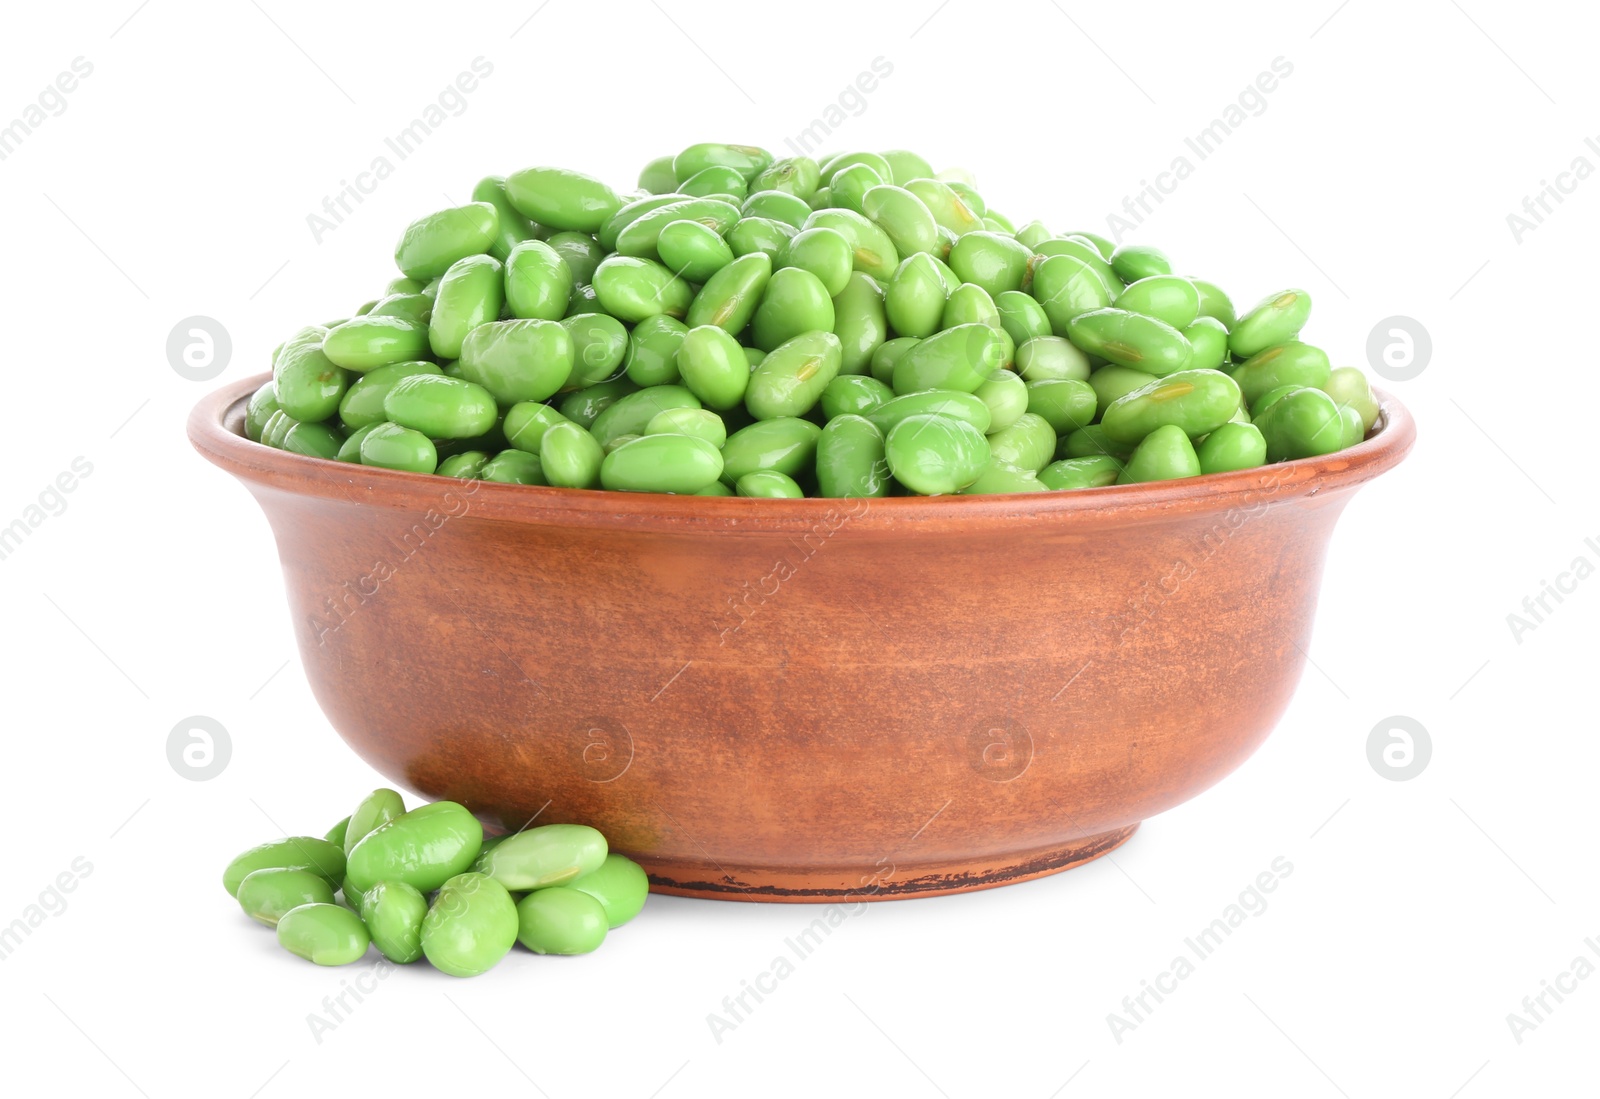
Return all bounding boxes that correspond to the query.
[191,375,1413,902]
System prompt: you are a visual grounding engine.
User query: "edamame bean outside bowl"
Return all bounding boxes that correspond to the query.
[190,374,1412,902]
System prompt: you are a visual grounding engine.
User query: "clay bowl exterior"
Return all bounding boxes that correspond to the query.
[191,375,1414,902]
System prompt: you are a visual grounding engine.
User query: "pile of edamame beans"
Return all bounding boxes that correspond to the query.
[225,790,647,975]
[246,143,1383,496]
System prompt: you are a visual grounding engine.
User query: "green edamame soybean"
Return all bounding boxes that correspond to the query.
[593,255,692,322]
[880,149,934,186]
[986,412,1057,472]
[359,880,428,964]
[359,423,438,473]
[904,178,983,236]
[504,240,572,321]
[504,401,571,454]
[515,887,608,955]
[504,167,622,233]
[458,319,575,404]
[1197,421,1268,474]
[277,902,370,966]
[437,450,490,478]
[1229,288,1312,358]
[600,433,723,493]
[680,164,748,200]
[686,252,771,333]
[658,219,735,282]
[778,227,853,296]
[394,202,498,280]
[727,216,798,261]
[867,389,991,436]
[1116,275,1200,330]
[1230,340,1332,405]
[1322,366,1380,432]
[1031,254,1113,334]
[721,417,822,482]
[540,421,605,488]
[591,384,703,448]
[559,377,638,428]
[616,198,741,260]
[569,853,650,928]
[1025,379,1098,434]
[820,374,894,420]
[337,423,382,462]
[470,176,542,262]
[996,290,1052,346]
[676,324,750,411]
[1015,335,1090,382]
[345,800,483,894]
[752,155,822,197]
[479,448,546,484]
[674,142,773,183]
[324,316,430,372]
[237,868,337,926]
[743,189,814,229]
[746,330,842,419]
[974,370,1030,432]
[421,873,519,978]
[562,311,630,387]
[1183,316,1230,372]
[624,314,690,387]
[860,183,939,258]
[737,470,805,497]
[1088,364,1161,408]
[344,789,406,855]
[804,209,899,280]
[831,270,889,375]
[1254,386,1346,461]
[816,414,889,498]
[752,267,836,351]
[960,459,1047,495]
[1040,455,1123,490]
[891,323,1004,395]
[1118,423,1201,483]
[828,163,885,215]
[1191,278,1236,328]
[383,375,497,439]
[280,422,343,460]
[885,414,990,495]
[1066,308,1193,376]
[948,231,1033,297]
[339,362,442,430]
[245,381,281,442]
[884,253,949,339]
[1101,369,1243,445]
[1109,243,1171,283]
[646,407,727,447]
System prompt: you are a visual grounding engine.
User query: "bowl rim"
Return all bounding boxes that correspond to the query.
[189,372,1415,533]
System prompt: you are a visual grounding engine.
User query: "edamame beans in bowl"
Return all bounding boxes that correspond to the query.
[248,143,1384,496]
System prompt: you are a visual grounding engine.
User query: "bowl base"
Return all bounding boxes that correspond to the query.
[640,823,1140,903]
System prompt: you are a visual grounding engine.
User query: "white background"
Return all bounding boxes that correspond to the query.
[1,1,1595,1096]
